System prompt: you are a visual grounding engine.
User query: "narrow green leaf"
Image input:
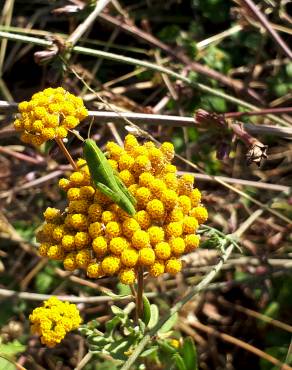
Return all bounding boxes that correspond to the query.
[172,353,187,370]
[180,337,198,370]
[142,295,151,326]
[140,346,158,358]
[158,313,178,334]
[158,341,177,355]
[148,304,159,329]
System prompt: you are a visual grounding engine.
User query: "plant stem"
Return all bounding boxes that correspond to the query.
[55,137,78,170]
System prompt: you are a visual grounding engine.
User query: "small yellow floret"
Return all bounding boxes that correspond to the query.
[124,134,139,153]
[154,242,171,260]
[135,187,152,208]
[52,225,66,242]
[190,188,201,207]
[147,226,165,245]
[189,206,208,224]
[74,232,91,249]
[119,268,136,285]
[160,142,175,161]
[92,236,108,257]
[68,200,89,214]
[43,207,61,222]
[119,153,135,171]
[170,237,185,256]
[163,173,178,191]
[165,222,183,238]
[87,204,103,222]
[67,188,81,201]
[183,216,199,234]
[47,245,64,260]
[88,222,102,238]
[120,248,138,267]
[106,141,124,160]
[63,252,77,271]
[102,211,118,224]
[178,195,192,214]
[101,256,121,275]
[62,234,75,251]
[132,230,150,249]
[139,172,154,188]
[38,243,50,257]
[70,214,88,231]
[161,189,178,209]
[76,249,91,268]
[105,221,122,239]
[79,186,95,199]
[87,262,103,278]
[184,234,200,252]
[146,199,165,220]
[138,248,155,266]
[133,155,152,174]
[59,178,71,191]
[122,218,140,238]
[134,210,151,230]
[165,258,182,275]
[149,260,165,277]
[109,237,129,255]
[118,170,135,187]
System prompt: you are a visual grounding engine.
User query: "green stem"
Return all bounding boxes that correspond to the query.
[0,31,290,127]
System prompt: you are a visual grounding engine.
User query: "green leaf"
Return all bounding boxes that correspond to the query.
[0,340,26,356]
[0,340,26,370]
[180,337,198,370]
[172,353,187,370]
[111,305,125,317]
[117,283,131,296]
[158,341,177,355]
[0,357,15,370]
[35,271,54,294]
[140,346,158,358]
[159,313,178,334]
[142,295,151,326]
[148,304,159,329]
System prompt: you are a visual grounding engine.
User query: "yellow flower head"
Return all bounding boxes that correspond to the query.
[36,136,207,284]
[14,87,88,145]
[29,297,82,347]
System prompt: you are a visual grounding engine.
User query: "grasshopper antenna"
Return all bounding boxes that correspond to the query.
[70,129,85,142]
[87,117,94,139]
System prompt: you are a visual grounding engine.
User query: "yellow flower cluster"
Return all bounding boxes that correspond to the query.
[29,296,82,347]
[14,87,88,145]
[36,135,207,285]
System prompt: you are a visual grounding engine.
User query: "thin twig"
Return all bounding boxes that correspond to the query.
[241,0,292,59]
[66,0,111,47]
[0,287,157,303]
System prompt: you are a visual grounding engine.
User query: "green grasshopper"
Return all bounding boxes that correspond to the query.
[83,138,137,216]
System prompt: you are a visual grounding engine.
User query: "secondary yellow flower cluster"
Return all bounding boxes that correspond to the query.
[14,87,88,145]
[36,135,208,285]
[29,296,82,347]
